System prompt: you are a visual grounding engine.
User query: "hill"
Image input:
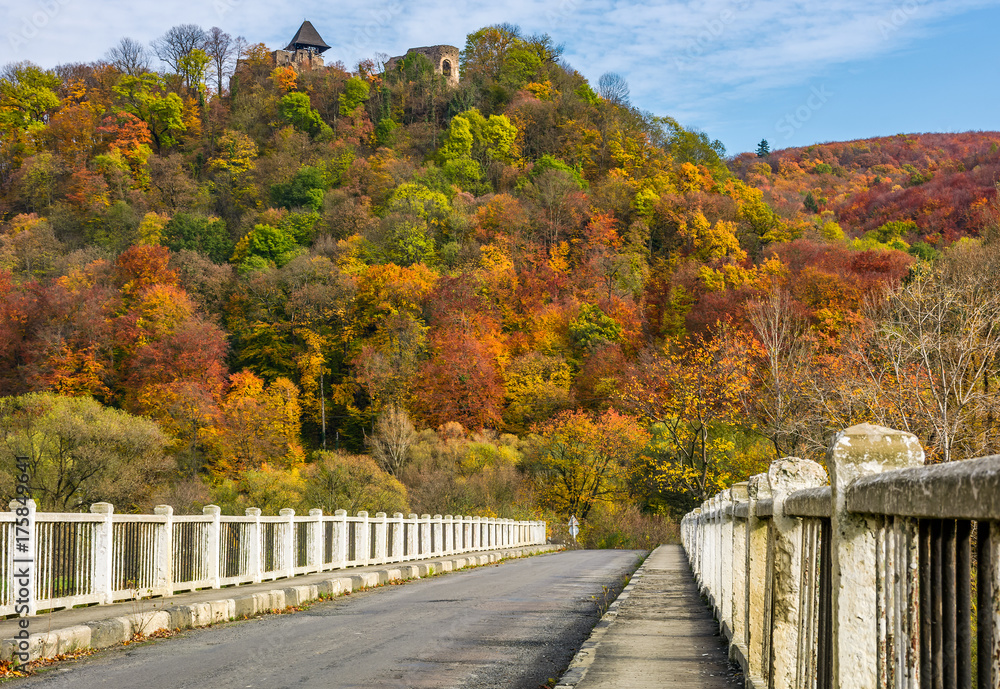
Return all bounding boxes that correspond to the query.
[734,132,1000,250]
[2,23,999,532]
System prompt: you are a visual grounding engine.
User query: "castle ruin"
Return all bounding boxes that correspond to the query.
[385,46,460,86]
[268,22,459,86]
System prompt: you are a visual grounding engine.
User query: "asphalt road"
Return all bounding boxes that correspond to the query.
[16,549,644,689]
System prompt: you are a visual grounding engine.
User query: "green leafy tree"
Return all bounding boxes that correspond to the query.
[530,154,586,189]
[279,92,333,139]
[439,108,518,186]
[231,223,301,272]
[163,213,233,264]
[756,139,770,157]
[303,451,409,514]
[178,48,211,90]
[0,62,60,133]
[0,394,171,512]
[653,116,727,180]
[338,77,370,117]
[569,304,624,353]
[271,166,327,211]
[112,73,186,150]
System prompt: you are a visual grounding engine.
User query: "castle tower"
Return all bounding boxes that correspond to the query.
[273,20,330,71]
[284,20,331,54]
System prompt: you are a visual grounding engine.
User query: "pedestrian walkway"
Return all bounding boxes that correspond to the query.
[558,545,743,688]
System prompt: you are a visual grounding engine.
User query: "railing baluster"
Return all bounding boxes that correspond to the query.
[978,521,996,689]
[931,520,943,689]
[942,520,957,688]
[955,520,971,689]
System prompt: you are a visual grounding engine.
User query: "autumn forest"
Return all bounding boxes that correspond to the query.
[2,22,999,547]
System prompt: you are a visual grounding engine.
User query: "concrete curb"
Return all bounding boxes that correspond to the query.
[553,550,651,689]
[2,545,561,664]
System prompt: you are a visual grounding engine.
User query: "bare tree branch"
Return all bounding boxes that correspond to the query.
[106,37,151,76]
[151,24,207,75]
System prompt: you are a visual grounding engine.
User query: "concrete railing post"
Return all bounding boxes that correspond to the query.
[202,504,222,588]
[767,457,828,689]
[687,509,702,581]
[745,473,771,684]
[334,510,348,568]
[393,513,404,560]
[464,516,472,551]
[716,495,725,609]
[420,514,431,557]
[407,514,418,559]
[279,508,295,578]
[443,515,454,555]
[708,500,718,602]
[827,424,924,689]
[308,509,323,570]
[374,513,387,564]
[246,508,262,583]
[153,505,174,597]
[357,511,370,566]
[720,489,734,634]
[699,502,709,589]
[10,499,36,616]
[91,502,115,604]
[432,514,443,556]
[729,483,749,658]
[701,499,712,597]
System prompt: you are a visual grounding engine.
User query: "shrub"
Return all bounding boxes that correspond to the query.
[577,503,679,550]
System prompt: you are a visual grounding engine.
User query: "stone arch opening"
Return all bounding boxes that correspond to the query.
[441,59,452,77]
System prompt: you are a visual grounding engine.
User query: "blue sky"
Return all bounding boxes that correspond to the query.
[2,0,997,155]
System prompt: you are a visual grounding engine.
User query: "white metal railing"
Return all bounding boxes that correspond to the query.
[682,422,1000,689]
[2,502,547,617]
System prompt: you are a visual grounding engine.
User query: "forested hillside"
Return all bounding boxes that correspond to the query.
[2,23,999,545]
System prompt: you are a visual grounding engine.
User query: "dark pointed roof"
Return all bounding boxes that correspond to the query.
[284,21,331,54]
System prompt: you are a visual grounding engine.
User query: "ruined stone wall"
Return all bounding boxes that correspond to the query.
[385,45,460,86]
[272,49,325,71]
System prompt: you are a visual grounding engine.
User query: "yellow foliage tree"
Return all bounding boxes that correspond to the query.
[527,409,649,519]
[617,330,751,505]
[210,372,304,476]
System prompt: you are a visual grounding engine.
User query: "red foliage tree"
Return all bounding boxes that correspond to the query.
[411,328,505,430]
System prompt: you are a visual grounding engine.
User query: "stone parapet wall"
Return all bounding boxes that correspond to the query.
[682,423,1000,688]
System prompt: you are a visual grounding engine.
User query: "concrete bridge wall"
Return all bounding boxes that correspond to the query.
[682,423,1000,689]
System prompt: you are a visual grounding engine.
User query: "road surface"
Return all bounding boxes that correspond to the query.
[17,549,643,689]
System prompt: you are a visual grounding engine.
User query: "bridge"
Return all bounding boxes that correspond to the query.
[682,422,1000,689]
[4,421,997,687]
